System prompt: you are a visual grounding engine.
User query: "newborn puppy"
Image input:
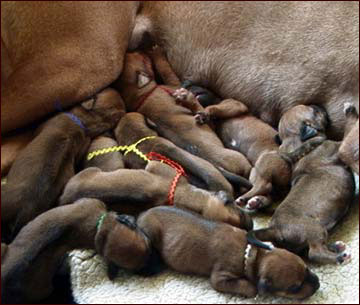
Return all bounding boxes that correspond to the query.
[113,47,252,183]
[60,161,253,230]
[339,103,359,175]
[175,85,291,209]
[136,206,320,299]
[113,112,238,195]
[247,139,355,264]
[1,88,125,240]
[83,136,125,172]
[1,198,151,303]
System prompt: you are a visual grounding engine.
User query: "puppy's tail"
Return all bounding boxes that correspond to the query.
[279,137,325,165]
[217,167,253,189]
[246,228,277,251]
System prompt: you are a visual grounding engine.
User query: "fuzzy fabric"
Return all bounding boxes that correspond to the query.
[69,193,359,304]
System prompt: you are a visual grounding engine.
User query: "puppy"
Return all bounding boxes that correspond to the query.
[175,84,291,210]
[113,47,252,182]
[1,88,125,239]
[83,136,125,172]
[136,206,320,299]
[339,103,359,175]
[247,128,355,263]
[1,198,151,303]
[113,112,239,195]
[59,161,253,230]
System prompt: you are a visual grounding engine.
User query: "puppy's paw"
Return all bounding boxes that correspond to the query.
[329,241,346,253]
[195,112,210,125]
[336,251,351,265]
[343,102,357,117]
[173,88,189,103]
[235,196,248,207]
[245,196,266,210]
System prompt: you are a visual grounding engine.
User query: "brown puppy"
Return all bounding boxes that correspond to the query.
[83,136,125,172]
[136,206,320,299]
[113,112,236,195]
[247,138,355,264]
[1,198,151,303]
[339,103,359,175]
[113,47,252,181]
[59,161,253,230]
[175,86,291,210]
[1,88,125,239]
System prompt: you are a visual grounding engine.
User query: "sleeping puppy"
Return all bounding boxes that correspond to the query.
[59,161,253,230]
[247,107,355,264]
[1,198,151,303]
[1,88,125,240]
[83,136,125,172]
[174,85,291,210]
[113,46,252,184]
[136,206,320,299]
[113,112,242,196]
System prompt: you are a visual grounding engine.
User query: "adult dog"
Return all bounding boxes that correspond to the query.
[2,1,358,167]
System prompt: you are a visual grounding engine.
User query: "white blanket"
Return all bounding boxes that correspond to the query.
[69,200,359,304]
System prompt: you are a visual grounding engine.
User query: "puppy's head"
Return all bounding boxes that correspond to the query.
[257,248,319,299]
[95,212,151,279]
[278,105,328,154]
[114,52,156,104]
[71,88,126,137]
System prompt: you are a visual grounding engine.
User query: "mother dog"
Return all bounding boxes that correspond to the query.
[2,1,358,170]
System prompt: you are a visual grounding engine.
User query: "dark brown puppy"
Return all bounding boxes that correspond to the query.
[136,206,320,299]
[247,138,355,264]
[59,161,253,230]
[112,112,235,195]
[1,198,151,303]
[1,88,125,239]
[175,86,291,210]
[113,47,252,181]
[83,136,125,172]
[339,103,359,175]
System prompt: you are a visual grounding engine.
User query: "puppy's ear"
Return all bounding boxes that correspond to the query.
[257,277,272,295]
[137,71,151,88]
[300,124,317,141]
[107,261,120,281]
[310,105,329,129]
[81,96,97,110]
[274,134,282,145]
[116,214,137,230]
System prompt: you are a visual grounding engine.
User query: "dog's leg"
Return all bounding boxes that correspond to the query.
[147,46,181,86]
[197,99,249,124]
[152,139,234,195]
[172,88,205,114]
[210,267,257,298]
[308,241,351,265]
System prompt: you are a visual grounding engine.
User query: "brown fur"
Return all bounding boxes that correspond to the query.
[247,139,355,264]
[1,88,125,239]
[113,48,252,179]
[59,161,253,230]
[339,103,359,174]
[113,112,234,195]
[1,198,151,303]
[137,206,320,299]
[83,136,125,172]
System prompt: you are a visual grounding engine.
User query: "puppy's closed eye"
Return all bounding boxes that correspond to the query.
[116,214,137,230]
[274,134,282,145]
[300,124,317,141]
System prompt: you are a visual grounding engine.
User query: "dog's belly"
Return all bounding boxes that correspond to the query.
[145,1,359,138]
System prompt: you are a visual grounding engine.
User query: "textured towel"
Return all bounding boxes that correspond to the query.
[69,198,359,304]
